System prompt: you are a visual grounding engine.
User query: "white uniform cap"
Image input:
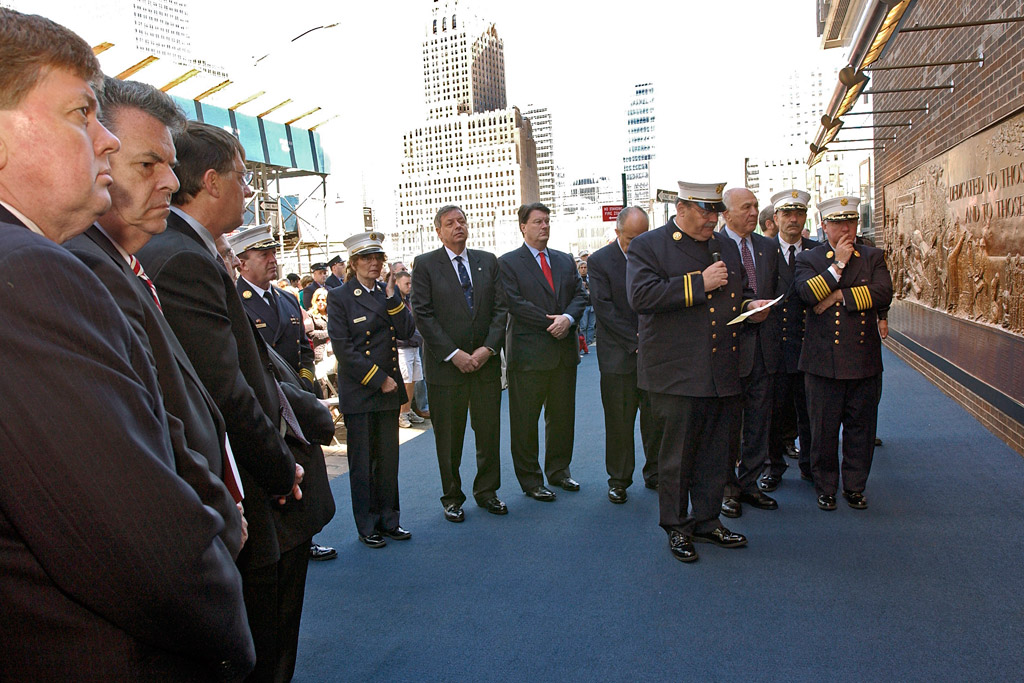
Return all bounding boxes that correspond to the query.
[676,181,727,212]
[771,189,811,212]
[343,230,387,256]
[818,195,861,222]
[228,224,275,253]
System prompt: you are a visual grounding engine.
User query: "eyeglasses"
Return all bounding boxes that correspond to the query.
[232,169,254,186]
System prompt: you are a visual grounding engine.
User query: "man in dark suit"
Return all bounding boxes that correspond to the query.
[63,76,244,558]
[762,189,819,491]
[627,182,773,563]
[412,205,509,522]
[588,206,662,504]
[499,203,588,501]
[136,121,315,682]
[720,188,783,517]
[795,195,893,511]
[302,262,328,308]
[0,11,253,677]
[325,254,345,288]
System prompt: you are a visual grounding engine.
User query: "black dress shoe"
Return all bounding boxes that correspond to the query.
[525,486,556,501]
[608,487,627,504]
[480,497,507,515]
[358,533,386,548]
[443,504,465,522]
[843,490,868,509]
[758,473,782,492]
[668,531,698,563]
[552,477,580,491]
[738,490,778,510]
[381,526,411,540]
[309,543,337,561]
[785,441,799,459]
[817,494,837,511]
[721,496,742,518]
[693,526,747,548]
[644,480,659,490]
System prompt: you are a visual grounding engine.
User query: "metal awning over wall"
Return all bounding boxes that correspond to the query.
[170,95,329,175]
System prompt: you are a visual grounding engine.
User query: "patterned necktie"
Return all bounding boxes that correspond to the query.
[274,379,308,445]
[788,245,797,276]
[538,251,555,291]
[129,254,162,312]
[741,238,758,294]
[454,255,474,312]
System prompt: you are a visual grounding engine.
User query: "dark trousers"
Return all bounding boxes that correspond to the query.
[242,540,312,683]
[428,375,502,507]
[344,409,400,537]
[650,392,739,535]
[768,370,812,477]
[725,354,775,497]
[805,373,881,496]
[600,370,661,488]
[508,363,577,490]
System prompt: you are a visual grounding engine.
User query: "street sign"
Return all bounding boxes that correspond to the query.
[656,189,679,203]
[602,205,624,222]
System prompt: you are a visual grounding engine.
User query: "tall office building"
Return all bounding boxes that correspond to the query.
[395,0,539,261]
[623,83,655,206]
[522,104,555,210]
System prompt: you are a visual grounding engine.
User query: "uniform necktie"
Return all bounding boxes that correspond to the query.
[454,255,474,312]
[129,254,162,312]
[741,239,757,294]
[262,290,281,330]
[788,244,797,276]
[538,251,555,291]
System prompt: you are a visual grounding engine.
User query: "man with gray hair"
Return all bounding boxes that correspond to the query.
[64,76,246,559]
[412,204,509,522]
[759,204,778,238]
[0,9,254,678]
[588,206,662,503]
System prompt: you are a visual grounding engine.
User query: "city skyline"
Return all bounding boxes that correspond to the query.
[19,0,844,238]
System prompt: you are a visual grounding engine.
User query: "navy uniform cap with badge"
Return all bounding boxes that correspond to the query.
[231,225,319,394]
[327,231,416,415]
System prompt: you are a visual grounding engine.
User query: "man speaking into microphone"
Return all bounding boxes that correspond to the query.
[627,181,773,564]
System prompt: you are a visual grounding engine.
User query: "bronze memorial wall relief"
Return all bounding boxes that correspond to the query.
[883,111,1024,336]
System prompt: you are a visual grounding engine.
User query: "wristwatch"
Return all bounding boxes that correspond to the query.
[834,260,846,270]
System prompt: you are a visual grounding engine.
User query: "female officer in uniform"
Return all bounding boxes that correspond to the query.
[327,232,416,547]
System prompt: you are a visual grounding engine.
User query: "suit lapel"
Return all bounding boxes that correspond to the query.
[519,245,556,304]
[351,280,387,318]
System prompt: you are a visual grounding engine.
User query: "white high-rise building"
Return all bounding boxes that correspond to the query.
[522,104,555,210]
[395,0,539,262]
[623,83,655,206]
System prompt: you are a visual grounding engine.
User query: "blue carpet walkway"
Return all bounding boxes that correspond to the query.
[295,349,1024,682]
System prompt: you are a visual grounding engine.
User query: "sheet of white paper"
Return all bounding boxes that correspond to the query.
[726,294,784,325]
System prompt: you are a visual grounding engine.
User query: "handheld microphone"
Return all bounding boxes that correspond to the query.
[710,245,721,263]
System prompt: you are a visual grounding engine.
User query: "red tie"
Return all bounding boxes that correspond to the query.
[129,254,162,312]
[538,251,555,291]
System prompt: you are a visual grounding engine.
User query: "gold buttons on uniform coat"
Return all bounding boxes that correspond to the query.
[712,348,717,353]
[731,293,735,298]
[732,332,737,337]
[712,333,717,339]
[732,346,737,351]
[711,320,716,326]
[709,307,715,313]
[835,340,840,344]
[366,331,371,336]
[365,351,371,356]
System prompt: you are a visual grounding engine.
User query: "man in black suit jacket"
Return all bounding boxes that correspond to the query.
[0,14,253,675]
[720,188,783,517]
[325,254,345,288]
[499,203,588,501]
[412,205,509,522]
[627,183,774,563]
[588,207,662,504]
[136,121,313,682]
[795,195,893,511]
[762,190,819,491]
[63,77,244,557]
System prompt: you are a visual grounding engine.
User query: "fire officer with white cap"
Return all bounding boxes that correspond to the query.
[795,195,892,511]
[327,231,416,548]
[627,181,775,563]
[761,189,820,492]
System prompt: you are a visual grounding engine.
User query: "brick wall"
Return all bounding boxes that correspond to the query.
[872,0,1024,233]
